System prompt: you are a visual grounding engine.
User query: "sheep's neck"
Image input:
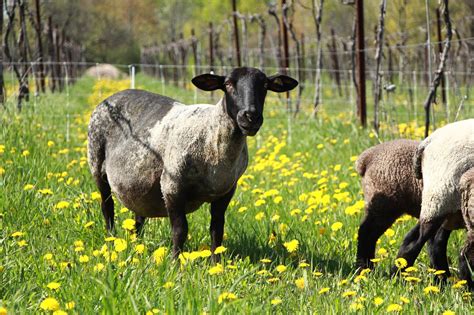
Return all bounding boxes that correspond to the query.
[207,97,247,165]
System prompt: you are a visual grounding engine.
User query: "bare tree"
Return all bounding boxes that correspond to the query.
[373,0,387,132]
[424,0,452,138]
[310,0,324,117]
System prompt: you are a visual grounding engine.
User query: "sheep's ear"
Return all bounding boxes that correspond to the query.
[191,74,225,91]
[267,74,298,93]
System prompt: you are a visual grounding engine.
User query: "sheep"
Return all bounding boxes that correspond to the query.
[459,168,474,290]
[393,119,474,273]
[355,139,452,276]
[87,67,298,258]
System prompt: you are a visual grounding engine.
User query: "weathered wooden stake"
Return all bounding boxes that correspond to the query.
[355,0,367,127]
[232,0,241,67]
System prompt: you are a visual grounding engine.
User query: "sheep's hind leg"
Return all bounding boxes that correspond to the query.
[135,215,146,236]
[95,175,115,233]
[356,210,398,270]
[210,186,236,262]
[391,218,445,275]
[427,227,452,280]
[459,232,474,290]
[164,193,188,259]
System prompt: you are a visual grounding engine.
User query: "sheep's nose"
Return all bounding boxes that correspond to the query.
[244,111,261,123]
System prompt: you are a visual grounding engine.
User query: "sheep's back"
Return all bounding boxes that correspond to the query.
[358,139,422,215]
[420,119,474,221]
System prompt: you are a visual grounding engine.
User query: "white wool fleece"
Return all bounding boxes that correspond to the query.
[420,119,474,223]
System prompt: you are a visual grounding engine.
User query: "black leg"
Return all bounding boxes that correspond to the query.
[356,210,398,270]
[135,215,146,236]
[164,193,188,259]
[210,186,236,261]
[391,218,445,275]
[427,227,452,279]
[459,233,474,291]
[96,175,115,233]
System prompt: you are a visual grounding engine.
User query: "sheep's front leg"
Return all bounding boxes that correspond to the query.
[391,218,445,275]
[210,186,236,261]
[164,193,188,259]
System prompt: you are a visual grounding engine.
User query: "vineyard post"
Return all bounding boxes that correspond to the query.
[232,0,241,67]
[355,0,367,127]
[34,0,45,93]
[436,8,447,117]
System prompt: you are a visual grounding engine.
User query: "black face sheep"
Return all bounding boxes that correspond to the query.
[355,139,452,275]
[393,119,474,272]
[87,67,298,258]
[459,168,474,290]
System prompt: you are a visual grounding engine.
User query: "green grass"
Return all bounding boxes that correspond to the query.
[0,76,472,314]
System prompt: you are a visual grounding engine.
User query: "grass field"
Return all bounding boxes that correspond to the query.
[1,76,473,314]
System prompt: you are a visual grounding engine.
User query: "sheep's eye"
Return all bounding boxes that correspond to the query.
[225,81,235,93]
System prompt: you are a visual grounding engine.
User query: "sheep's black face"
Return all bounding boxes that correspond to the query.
[191,67,298,136]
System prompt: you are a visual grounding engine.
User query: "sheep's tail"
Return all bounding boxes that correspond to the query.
[413,138,432,179]
[355,148,373,177]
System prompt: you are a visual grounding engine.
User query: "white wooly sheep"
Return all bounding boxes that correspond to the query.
[394,119,474,270]
[459,168,474,290]
[87,67,297,258]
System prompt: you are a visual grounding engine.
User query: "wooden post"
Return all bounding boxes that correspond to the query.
[436,8,447,109]
[191,28,199,74]
[355,0,367,127]
[281,0,289,73]
[0,0,4,105]
[34,0,45,93]
[232,0,241,67]
[47,16,56,92]
[209,22,214,72]
[330,28,342,96]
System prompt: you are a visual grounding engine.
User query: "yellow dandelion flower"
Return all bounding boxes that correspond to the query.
[90,192,101,200]
[238,206,248,213]
[384,229,395,237]
[163,281,174,289]
[122,219,136,231]
[17,240,27,247]
[423,286,440,294]
[374,297,384,306]
[0,307,7,315]
[271,214,280,222]
[255,212,265,221]
[23,184,34,191]
[404,266,418,273]
[260,258,272,263]
[79,255,90,263]
[275,265,287,273]
[283,239,299,253]
[53,310,67,315]
[273,196,283,204]
[400,297,410,304]
[114,238,127,252]
[313,271,323,277]
[349,303,363,311]
[370,258,381,263]
[442,310,455,315]
[434,270,446,275]
[214,246,227,254]
[453,280,467,289]
[65,302,75,310]
[404,276,421,283]
[254,199,266,207]
[22,150,30,157]
[44,253,53,260]
[318,287,330,294]
[47,140,55,147]
[218,292,237,304]
[11,231,24,237]
[267,277,279,283]
[354,275,367,283]
[208,264,224,275]
[94,263,105,272]
[386,304,403,312]
[299,262,310,268]
[271,298,282,305]
[377,248,388,256]
[40,297,60,311]
[295,278,305,289]
[84,221,94,228]
[153,247,167,265]
[47,282,61,290]
[342,290,357,298]
[331,222,343,232]
[55,201,70,209]
[135,244,145,254]
[0,167,5,176]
